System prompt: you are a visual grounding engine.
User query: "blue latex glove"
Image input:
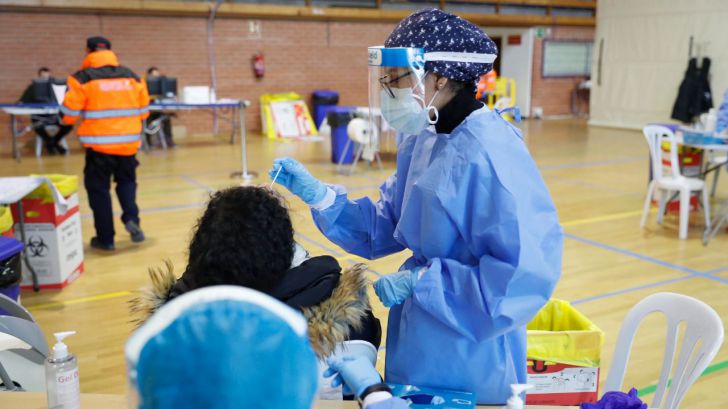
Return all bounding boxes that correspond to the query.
[269,157,327,205]
[373,268,423,308]
[323,355,382,398]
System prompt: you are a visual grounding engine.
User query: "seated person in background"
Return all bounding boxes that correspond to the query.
[130,186,381,360]
[19,67,73,155]
[145,66,174,147]
[126,286,407,409]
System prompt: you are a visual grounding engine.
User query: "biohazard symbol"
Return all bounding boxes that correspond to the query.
[27,236,49,258]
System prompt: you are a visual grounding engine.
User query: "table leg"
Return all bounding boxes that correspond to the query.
[11,114,20,162]
[16,201,40,292]
[230,104,257,181]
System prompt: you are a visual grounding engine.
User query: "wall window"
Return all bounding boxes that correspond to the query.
[542,40,592,77]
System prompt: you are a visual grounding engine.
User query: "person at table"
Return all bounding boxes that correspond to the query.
[60,36,149,250]
[126,285,409,409]
[18,67,73,155]
[145,66,175,147]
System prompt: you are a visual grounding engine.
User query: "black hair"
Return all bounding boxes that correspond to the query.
[147,66,159,75]
[38,67,50,76]
[182,186,294,292]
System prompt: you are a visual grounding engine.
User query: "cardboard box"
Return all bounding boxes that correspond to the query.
[12,193,84,289]
[526,361,600,405]
[526,299,604,406]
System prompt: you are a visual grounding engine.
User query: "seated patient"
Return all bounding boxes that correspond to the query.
[130,186,381,358]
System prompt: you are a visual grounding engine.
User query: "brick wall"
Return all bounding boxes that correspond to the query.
[531,26,594,116]
[0,11,594,149]
[0,12,392,145]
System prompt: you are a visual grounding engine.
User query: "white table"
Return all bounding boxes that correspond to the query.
[0,104,59,162]
[0,177,68,291]
[2,101,254,179]
[678,132,728,244]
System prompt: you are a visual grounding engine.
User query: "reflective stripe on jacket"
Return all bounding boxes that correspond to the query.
[62,50,150,156]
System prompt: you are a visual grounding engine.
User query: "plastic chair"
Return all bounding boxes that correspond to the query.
[34,125,70,158]
[604,293,724,409]
[640,125,711,239]
[0,294,48,391]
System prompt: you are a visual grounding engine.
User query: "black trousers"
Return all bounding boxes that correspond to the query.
[84,149,140,245]
[32,116,73,151]
[146,112,174,146]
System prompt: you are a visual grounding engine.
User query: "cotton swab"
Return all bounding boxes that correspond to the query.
[269,166,283,189]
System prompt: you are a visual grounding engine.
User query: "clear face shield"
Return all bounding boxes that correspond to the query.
[368,47,436,136]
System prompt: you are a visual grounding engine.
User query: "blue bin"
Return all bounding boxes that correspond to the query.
[0,237,23,314]
[328,107,355,164]
[313,90,339,128]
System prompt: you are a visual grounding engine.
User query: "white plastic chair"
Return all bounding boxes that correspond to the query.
[34,125,70,158]
[604,292,724,409]
[640,125,711,239]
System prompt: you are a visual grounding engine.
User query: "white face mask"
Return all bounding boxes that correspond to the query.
[380,80,440,135]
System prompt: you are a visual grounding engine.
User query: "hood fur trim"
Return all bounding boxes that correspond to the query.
[128,260,177,328]
[303,263,371,358]
[128,262,373,359]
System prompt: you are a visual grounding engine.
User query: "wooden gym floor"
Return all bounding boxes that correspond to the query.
[3,119,728,407]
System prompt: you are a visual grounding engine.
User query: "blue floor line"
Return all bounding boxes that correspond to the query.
[179,175,214,192]
[704,265,728,275]
[294,232,344,258]
[565,233,728,284]
[539,156,646,171]
[571,276,695,305]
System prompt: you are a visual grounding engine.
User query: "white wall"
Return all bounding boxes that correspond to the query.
[589,0,728,130]
[483,27,535,117]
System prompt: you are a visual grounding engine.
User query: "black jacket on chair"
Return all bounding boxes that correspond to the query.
[672,57,713,123]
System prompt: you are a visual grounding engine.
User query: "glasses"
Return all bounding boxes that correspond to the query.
[379,71,413,98]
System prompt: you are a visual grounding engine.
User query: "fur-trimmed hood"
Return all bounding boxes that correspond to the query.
[129,261,375,358]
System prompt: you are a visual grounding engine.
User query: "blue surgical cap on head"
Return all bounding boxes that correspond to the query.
[126,286,319,409]
[385,8,498,86]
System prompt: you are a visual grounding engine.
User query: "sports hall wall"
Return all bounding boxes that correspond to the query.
[0,10,592,144]
[589,0,728,130]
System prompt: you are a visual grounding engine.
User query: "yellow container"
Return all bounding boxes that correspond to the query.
[527,299,604,368]
[25,174,79,203]
[0,206,13,235]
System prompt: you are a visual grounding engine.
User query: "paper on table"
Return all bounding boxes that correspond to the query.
[52,84,67,105]
[0,176,68,213]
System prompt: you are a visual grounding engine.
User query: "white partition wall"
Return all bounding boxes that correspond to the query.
[589,0,728,130]
[482,27,535,118]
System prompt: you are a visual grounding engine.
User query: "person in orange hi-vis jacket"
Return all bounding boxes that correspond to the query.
[61,36,150,251]
[475,68,497,102]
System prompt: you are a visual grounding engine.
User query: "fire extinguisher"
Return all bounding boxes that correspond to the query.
[252,52,265,79]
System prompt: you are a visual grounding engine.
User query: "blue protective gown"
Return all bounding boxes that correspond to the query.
[312,107,563,404]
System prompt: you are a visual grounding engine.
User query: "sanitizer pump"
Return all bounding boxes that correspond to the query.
[45,331,80,409]
[506,384,533,409]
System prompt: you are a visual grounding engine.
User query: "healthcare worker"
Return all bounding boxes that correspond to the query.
[125,285,409,408]
[270,8,562,404]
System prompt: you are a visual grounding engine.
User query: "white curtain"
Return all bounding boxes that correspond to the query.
[589,0,728,129]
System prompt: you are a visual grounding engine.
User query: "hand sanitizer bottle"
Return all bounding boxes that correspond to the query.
[506,384,533,409]
[45,331,80,409]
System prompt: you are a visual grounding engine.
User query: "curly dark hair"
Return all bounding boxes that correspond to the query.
[182,186,294,292]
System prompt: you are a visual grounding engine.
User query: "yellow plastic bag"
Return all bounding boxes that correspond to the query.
[0,206,13,234]
[25,174,79,203]
[527,299,604,368]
